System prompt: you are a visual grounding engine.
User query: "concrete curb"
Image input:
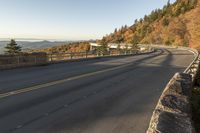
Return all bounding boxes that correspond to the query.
[147,73,195,133]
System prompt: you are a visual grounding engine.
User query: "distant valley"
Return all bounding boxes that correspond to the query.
[0,40,74,54]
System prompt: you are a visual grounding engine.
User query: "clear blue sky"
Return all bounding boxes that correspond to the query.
[0,0,176,40]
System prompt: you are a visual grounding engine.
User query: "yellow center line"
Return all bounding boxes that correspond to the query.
[0,63,133,99]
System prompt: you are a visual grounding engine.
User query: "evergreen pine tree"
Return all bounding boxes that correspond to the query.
[4,39,21,55]
[98,37,108,55]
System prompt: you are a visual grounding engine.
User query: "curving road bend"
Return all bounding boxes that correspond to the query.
[0,48,195,133]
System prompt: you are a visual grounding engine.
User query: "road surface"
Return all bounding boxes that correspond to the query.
[0,48,195,133]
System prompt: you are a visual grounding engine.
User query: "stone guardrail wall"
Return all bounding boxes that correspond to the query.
[0,53,48,70]
[146,45,200,133]
[46,49,148,63]
[0,46,153,70]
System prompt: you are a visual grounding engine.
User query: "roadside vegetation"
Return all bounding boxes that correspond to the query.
[191,87,200,133]
[30,42,91,54]
[192,69,200,133]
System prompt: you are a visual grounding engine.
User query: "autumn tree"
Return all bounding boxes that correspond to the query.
[131,34,139,45]
[162,17,170,26]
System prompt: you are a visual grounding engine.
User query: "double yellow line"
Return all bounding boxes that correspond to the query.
[0,63,133,99]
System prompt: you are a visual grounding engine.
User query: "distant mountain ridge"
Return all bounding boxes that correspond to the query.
[0,40,74,54]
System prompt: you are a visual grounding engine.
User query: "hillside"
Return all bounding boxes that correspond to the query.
[102,0,200,50]
[30,42,90,53]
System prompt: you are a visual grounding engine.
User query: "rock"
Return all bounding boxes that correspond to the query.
[160,94,190,114]
[147,110,194,133]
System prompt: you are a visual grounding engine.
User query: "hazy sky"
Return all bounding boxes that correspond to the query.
[0,0,176,40]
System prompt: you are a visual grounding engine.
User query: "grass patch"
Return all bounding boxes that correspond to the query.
[191,87,200,133]
[192,66,200,133]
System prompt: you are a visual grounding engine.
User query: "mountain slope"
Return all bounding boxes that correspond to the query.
[102,0,200,50]
[184,1,200,50]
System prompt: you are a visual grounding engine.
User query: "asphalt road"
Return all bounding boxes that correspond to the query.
[0,48,195,133]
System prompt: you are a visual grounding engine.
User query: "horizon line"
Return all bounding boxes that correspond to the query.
[0,38,97,42]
